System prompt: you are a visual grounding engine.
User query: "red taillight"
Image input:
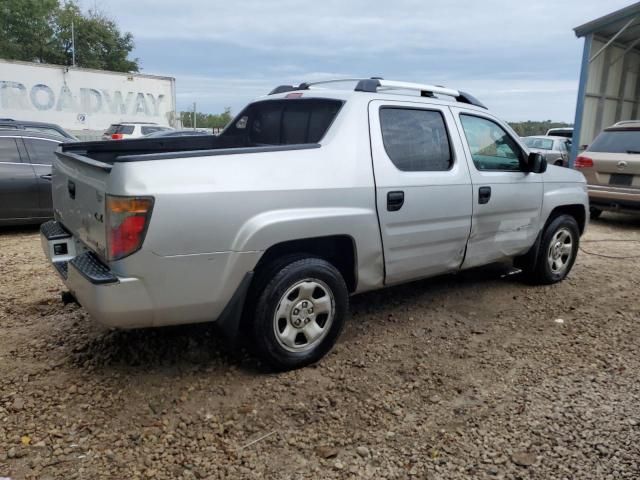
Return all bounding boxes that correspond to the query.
[574,155,594,168]
[106,196,154,261]
[111,133,124,140]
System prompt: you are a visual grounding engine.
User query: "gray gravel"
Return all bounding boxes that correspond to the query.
[0,213,639,479]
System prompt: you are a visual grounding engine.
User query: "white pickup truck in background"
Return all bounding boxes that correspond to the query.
[41,78,589,370]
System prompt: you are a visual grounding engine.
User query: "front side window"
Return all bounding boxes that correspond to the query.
[25,138,59,165]
[0,138,21,163]
[460,115,523,171]
[379,108,452,172]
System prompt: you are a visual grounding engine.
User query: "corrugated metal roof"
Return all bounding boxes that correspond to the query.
[575,2,640,42]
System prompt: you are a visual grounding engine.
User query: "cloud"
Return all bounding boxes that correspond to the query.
[95,0,633,120]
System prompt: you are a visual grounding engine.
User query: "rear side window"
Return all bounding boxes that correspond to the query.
[223,99,343,146]
[588,129,640,153]
[379,108,452,172]
[141,126,170,135]
[25,138,59,165]
[0,138,21,163]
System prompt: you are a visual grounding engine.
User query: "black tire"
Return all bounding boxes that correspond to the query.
[250,257,348,370]
[590,207,602,219]
[527,214,580,285]
[554,159,564,166]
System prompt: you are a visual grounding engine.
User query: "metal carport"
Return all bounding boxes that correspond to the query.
[572,2,640,164]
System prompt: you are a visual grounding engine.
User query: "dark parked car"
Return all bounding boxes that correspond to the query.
[0,130,64,226]
[0,118,77,141]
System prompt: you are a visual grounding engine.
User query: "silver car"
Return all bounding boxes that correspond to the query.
[522,136,572,167]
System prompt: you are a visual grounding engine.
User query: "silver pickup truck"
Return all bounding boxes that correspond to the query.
[41,78,589,370]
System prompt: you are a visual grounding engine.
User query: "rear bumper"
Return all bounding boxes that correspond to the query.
[40,221,155,328]
[588,185,640,211]
[40,220,260,330]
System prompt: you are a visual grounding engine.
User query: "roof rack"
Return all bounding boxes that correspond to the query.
[268,78,487,109]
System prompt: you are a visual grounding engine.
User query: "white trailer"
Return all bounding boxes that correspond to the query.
[0,59,177,139]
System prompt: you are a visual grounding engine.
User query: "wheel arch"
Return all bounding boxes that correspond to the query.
[254,235,358,293]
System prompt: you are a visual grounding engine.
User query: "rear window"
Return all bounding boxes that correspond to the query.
[524,137,554,150]
[547,129,573,138]
[222,99,343,146]
[105,124,135,135]
[588,129,640,153]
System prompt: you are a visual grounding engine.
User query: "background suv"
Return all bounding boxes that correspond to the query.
[575,120,640,218]
[102,122,174,140]
[0,130,63,225]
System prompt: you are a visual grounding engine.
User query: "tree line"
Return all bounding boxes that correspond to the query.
[508,120,573,137]
[181,108,233,129]
[0,0,138,72]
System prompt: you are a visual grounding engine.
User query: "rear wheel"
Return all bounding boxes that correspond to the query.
[527,214,580,284]
[250,257,348,370]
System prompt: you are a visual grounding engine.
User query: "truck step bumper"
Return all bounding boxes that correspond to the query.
[41,220,155,328]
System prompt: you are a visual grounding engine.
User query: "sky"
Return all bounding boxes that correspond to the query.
[91,0,633,122]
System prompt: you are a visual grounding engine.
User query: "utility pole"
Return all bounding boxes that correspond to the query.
[193,102,197,130]
[71,19,76,67]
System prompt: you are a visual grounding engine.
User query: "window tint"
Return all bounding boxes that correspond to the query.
[460,115,522,171]
[222,99,343,146]
[379,108,452,172]
[587,129,640,153]
[25,138,59,165]
[0,138,21,163]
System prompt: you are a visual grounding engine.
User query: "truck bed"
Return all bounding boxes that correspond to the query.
[60,135,247,163]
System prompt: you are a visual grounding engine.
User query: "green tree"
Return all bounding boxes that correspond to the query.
[0,0,138,72]
[181,108,233,129]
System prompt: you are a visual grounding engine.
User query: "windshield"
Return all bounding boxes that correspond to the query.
[588,129,640,153]
[524,137,554,150]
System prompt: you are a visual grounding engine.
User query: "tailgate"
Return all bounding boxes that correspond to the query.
[589,152,640,189]
[52,151,111,260]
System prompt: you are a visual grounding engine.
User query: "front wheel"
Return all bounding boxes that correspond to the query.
[250,257,349,370]
[527,214,580,284]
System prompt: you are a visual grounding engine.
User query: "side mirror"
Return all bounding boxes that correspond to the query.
[527,152,547,173]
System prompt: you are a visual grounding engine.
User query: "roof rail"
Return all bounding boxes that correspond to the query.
[267,78,486,109]
[355,79,487,109]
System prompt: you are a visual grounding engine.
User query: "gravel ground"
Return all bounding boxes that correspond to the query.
[0,214,639,480]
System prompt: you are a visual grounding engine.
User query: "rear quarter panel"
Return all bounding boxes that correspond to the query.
[113,97,384,294]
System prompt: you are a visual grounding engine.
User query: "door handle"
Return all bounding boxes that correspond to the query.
[387,191,404,211]
[478,186,491,204]
[40,174,52,181]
